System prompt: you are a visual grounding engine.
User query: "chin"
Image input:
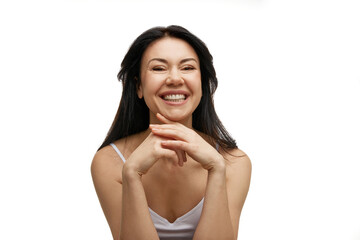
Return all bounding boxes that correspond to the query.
[162,111,192,124]
[164,114,186,121]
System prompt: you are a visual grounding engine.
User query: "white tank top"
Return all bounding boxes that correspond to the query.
[110,143,203,239]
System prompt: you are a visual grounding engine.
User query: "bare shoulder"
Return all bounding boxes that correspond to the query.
[220,148,252,235]
[222,147,252,205]
[224,148,252,200]
[223,148,252,177]
[90,144,127,239]
[90,133,143,183]
[91,144,124,184]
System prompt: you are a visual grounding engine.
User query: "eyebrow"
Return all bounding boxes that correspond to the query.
[148,57,198,65]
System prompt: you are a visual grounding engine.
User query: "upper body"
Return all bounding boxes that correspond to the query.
[91,25,252,240]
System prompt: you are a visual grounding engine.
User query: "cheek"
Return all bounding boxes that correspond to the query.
[142,84,157,102]
[140,74,164,105]
[189,74,202,95]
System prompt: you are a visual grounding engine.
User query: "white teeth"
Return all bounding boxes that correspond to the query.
[163,94,186,101]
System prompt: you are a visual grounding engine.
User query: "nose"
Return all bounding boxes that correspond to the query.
[165,68,183,86]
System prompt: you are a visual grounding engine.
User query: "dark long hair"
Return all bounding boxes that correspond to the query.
[98,25,237,151]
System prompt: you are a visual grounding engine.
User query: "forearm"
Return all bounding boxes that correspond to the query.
[193,164,235,240]
[120,165,159,240]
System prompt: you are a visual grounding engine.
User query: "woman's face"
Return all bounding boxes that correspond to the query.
[139,37,202,126]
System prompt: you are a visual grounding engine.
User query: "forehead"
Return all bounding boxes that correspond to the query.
[141,37,199,63]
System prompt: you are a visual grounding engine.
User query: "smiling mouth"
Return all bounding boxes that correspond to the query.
[161,94,187,102]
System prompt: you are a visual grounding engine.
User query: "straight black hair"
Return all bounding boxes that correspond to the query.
[98,25,237,151]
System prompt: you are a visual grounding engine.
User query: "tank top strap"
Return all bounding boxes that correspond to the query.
[110,143,126,163]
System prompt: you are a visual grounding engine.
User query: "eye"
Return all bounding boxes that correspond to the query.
[152,66,166,71]
[182,65,195,71]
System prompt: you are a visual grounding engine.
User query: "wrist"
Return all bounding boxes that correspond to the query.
[207,154,226,173]
[122,163,143,181]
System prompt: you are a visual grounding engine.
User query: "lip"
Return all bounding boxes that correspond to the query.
[159,90,190,106]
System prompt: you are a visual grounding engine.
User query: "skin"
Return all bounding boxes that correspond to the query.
[138,37,202,127]
[91,37,252,240]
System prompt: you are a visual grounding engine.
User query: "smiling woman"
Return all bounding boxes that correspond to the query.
[91,25,252,240]
[139,37,202,125]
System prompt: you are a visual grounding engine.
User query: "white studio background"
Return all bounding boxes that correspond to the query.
[0,0,359,239]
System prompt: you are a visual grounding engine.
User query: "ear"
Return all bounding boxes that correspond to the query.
[135,77,143,99]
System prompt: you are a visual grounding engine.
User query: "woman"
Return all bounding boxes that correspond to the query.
[91,25,251,240]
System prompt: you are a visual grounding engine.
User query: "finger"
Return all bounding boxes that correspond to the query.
[161,148,180,166]
[150,126,188,141]
[161,140,192,154]
[175,149,184,167]
[179,149,187,164]
[150,120,188,133]
[182,150,187,162]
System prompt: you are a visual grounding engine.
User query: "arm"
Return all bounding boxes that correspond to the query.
[120,165,159,240]
[150,114,252,240]
[120,131,188,239]
[91,146,123,239]
[91,146,159,240]
[91,133,184,240]
[194,150,252,240]
[193,160,234,240]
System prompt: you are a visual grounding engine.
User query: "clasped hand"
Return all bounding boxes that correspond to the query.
[126,113,225,177]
